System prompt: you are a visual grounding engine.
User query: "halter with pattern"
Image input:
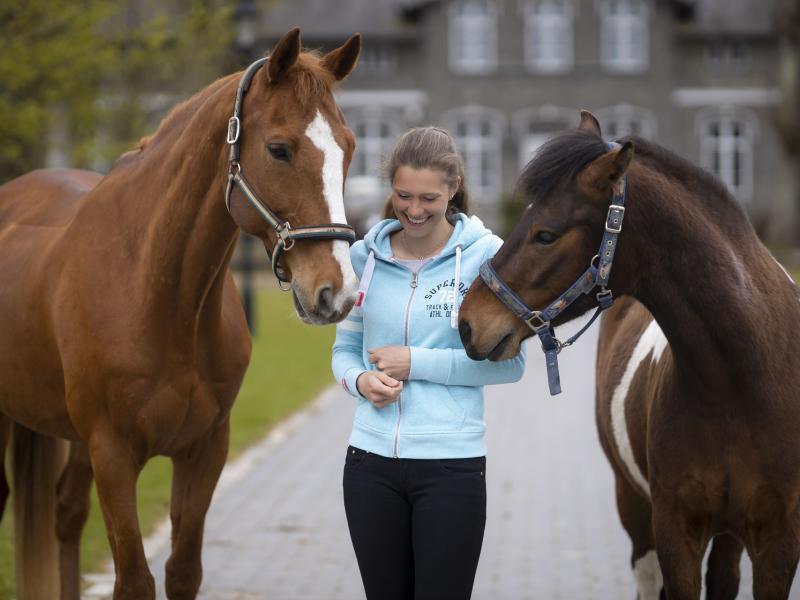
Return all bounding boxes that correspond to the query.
[479,144,626,395]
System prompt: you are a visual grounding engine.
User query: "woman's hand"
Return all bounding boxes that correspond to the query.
[356,371,403,408]
[368,345,411,381]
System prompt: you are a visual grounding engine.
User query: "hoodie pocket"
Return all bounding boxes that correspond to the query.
[403,383,466,433]
[354,398,395,433]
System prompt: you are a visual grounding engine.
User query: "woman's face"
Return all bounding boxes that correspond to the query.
[391,166,454,241]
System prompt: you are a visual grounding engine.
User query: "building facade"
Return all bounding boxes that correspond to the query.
[256,0,797,243]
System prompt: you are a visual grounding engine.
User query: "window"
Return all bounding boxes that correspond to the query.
[524,1,573,74]
[449,0,498,74]
[596,104,656,139]
[705,39,750,72]
[344,106,403,185]
[599,0,649,73]
[358,43,398,76]
[698,111,756,203]
[442,106,505,206]
[512,106,574,170]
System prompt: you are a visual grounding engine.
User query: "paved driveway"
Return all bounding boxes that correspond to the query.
[83,319,785,599]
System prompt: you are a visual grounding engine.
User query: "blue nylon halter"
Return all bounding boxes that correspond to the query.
[479,147,627,395]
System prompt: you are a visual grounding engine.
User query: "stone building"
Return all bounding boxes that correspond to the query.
[252,0,796,241]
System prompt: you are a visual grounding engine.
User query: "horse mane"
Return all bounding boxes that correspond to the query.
[517,130,607,199]
[518,128,751,233]
[619,134,743,210]
[118,50,335,159]
[619,134,754,236]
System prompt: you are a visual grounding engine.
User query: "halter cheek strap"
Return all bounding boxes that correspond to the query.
[479,145,627,395]
[224,57,356,286]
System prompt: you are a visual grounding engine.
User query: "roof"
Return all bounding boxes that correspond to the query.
[672,0,777,37]
[256,0,426,42]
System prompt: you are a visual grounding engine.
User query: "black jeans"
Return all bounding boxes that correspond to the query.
[342,446,487,600]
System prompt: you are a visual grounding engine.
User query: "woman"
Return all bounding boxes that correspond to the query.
[332,126,525,600]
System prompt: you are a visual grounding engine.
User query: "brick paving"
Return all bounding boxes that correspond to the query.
[83,320,792,599]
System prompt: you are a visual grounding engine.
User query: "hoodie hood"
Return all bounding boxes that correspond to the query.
[355,214,494,328]
[362,214,493,261]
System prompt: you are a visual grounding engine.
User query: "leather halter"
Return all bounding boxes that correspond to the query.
[224,57,356,287]
[479,146,627,395]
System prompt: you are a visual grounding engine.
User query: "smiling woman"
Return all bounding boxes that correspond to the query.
[332,126,525,600]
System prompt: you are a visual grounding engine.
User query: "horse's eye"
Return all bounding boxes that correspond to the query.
[267,143,292,163]
[533,230,560,245]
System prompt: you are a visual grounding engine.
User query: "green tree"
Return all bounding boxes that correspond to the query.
[0,0,234,183]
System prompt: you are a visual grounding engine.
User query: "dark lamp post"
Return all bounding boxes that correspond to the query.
[234,0,258,334]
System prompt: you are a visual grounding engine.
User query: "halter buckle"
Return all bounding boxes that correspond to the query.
[596,288,614,309]
[227,117,241,144]
[605,204,625,234]
[525,311,549,332]
[277,223,295,251]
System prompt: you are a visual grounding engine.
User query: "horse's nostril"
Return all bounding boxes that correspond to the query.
[459,320,472,347]
[317,285,334,318]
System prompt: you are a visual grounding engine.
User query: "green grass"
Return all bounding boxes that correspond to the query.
[0,288,335,596]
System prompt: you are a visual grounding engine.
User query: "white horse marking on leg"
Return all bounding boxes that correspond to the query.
[633,550,664,600]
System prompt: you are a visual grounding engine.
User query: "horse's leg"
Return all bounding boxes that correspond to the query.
[165,418,229,599]
[652,502,706,600]
[748,533,799,600]
[88,429,154,600]
[614,475,663,600]
[704,533,744,600]
[56,441,94,600]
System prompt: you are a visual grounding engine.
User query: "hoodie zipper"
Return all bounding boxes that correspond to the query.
[393,269,418,458]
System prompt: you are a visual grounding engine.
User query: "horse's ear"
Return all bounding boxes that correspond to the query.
[578,110,602,137]
[268,27,302,83]
[577,141,634,199]
[321,33,362,81]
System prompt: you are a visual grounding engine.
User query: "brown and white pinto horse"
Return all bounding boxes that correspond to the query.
[459,111,800,599]
[0,28,360,600]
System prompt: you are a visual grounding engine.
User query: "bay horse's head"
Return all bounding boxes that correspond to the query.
[226,28,361,325]
[459,111,633,360]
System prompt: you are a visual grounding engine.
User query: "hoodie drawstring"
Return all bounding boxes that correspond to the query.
[355,251,376,307]
[450,245,462,329]
[359,246,463,329]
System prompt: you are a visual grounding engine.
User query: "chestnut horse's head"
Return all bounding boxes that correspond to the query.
[226,28,361,324]
[459,111,634,360]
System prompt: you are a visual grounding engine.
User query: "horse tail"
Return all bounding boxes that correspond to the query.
[0,417,11,523]
[12,423,67,599]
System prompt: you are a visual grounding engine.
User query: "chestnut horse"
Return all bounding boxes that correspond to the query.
[459,111,800,599]
[0,28,361,600]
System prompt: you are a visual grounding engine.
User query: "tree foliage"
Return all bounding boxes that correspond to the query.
[0,0,235,182]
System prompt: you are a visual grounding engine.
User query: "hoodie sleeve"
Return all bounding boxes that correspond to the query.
[408,232,526,386]
[408,344,526,386]
[331,242,368,399]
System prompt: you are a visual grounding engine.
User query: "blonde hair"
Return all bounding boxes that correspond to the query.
[381,127,470,223]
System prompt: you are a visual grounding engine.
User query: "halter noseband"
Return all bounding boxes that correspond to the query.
[224,57,356,287]
[479,146,626,395]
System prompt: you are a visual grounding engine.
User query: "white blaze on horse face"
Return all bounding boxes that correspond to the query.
[633,550,664,600]
[610,319,668,498]
[304,110,358,308]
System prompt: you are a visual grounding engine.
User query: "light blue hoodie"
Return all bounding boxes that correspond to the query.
[332,214,525,459]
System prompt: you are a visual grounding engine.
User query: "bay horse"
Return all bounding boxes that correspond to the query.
[459,111,800,599]
[0,27,361,600]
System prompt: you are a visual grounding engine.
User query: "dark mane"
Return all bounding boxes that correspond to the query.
[620,134,742,211]
[517,130,607,199]
[519,129,750,230]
